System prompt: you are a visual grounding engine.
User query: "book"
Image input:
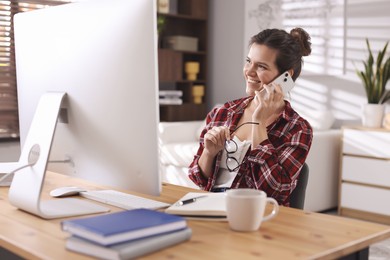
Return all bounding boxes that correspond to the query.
[165,192,227,220]
[66,227,192,260]
[159,90,183,98]
[61,208,187,246]
[159,98,183,105]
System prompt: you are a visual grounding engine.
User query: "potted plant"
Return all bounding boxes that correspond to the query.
[157,15,166,48]
[356,39,390,127]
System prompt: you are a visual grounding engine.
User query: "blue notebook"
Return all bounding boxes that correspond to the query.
[61,208,187,246]
[66,228,192,260]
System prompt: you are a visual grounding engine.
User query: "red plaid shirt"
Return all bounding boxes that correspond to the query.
[188,96,313,206]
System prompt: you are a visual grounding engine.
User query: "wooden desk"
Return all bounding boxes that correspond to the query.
[1,172,390,260]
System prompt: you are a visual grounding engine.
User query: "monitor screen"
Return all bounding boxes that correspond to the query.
[14,0,161,195]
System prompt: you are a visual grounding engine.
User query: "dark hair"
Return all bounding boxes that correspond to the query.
[249,28,311,81]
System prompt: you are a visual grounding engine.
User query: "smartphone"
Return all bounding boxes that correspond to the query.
[271,71,295,96]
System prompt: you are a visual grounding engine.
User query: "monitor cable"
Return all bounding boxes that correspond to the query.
[0,162,36,184]
[0,157,73,185]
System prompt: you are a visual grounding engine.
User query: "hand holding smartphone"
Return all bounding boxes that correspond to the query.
[257,71,295,100]
[271,71,295,96]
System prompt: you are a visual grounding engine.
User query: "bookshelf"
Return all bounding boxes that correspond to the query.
[157,0,208,122]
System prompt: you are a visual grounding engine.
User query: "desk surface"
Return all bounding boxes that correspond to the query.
[1,172,390,260]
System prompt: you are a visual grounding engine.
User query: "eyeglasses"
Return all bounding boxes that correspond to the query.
[225,138,240,172]
[224,122,259,172]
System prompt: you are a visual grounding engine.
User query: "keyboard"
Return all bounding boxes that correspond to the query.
[80,190,170,210]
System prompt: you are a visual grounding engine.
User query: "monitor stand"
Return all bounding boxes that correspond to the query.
[7,92,109,219]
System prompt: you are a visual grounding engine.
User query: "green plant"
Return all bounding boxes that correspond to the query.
[356,39,390,104]
[157,15,166,36]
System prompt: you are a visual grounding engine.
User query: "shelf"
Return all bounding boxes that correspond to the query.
[157,0,207,20]
[176,80,206,84]
[157,0,208,122]
[158,12,207,21]
[159,103,207,122]
[158,49,206,56]
[159,80,206,85]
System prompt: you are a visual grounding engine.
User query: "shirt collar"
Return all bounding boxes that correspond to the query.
[224,96,296,131]
[226,96,253,115]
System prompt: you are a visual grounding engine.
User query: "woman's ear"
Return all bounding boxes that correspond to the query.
[288,69,294,77]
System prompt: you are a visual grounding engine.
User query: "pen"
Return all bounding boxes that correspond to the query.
[176,195,207,206]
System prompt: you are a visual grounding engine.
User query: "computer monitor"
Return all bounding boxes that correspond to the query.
[13,0,160,201]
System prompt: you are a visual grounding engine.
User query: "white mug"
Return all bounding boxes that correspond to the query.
[226,189,279,232]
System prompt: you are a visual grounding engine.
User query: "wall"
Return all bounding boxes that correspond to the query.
[207,0,246,106]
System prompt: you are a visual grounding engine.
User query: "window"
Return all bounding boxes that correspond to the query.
[0,0,70,140]
[344,0,390,77]
[281,0,345,75]
[281,0,390,76]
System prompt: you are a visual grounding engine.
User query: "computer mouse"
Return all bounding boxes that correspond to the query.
[50,186,87,198]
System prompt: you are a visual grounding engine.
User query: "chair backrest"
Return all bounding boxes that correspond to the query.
[289,163,309,209]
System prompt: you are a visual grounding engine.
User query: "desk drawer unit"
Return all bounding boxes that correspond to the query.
[341,183,390,216]
[342,156,390,187]
[339,127,390,225]
[342,128,390,158]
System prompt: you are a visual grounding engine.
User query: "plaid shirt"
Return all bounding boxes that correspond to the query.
[188,96,313,206]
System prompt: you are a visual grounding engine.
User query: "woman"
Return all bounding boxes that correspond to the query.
[188,28,313,206]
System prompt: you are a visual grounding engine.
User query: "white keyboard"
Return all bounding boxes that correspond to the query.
[80,190,170,210]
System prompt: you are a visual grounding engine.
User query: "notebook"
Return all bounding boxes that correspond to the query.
[66,227,192,260]
[165,192,227,221]
[62,208,187,246]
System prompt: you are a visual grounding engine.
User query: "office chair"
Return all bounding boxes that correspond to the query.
[289,163,309,209]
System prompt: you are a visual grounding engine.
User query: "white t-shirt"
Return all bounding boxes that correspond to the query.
[214,135,251,188]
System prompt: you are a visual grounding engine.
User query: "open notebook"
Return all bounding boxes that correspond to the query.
[165,192,227,221]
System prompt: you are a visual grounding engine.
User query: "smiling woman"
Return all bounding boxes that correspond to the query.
[188,28,314,207]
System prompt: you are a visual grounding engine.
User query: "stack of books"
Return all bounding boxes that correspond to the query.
[159,90,183,105]
[62,208,191,260]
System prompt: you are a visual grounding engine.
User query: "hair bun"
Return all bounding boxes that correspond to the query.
[290,28,311,56]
